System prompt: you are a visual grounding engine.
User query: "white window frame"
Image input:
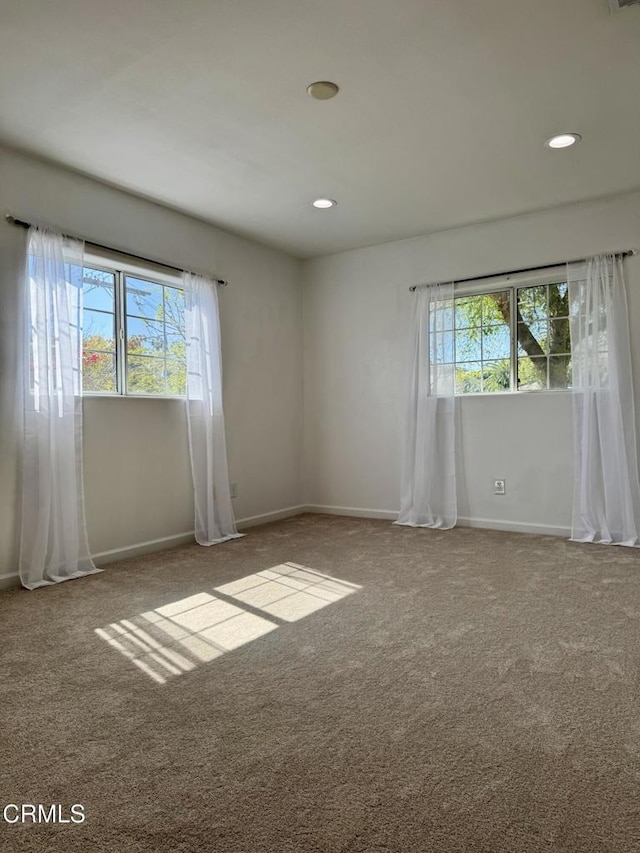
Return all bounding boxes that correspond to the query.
[439,265,572,396]
[82,247,186,399]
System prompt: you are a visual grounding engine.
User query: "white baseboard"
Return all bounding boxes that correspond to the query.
[94,505,308,563]
[304,504,569,538]
[92,531,196,566]
[456,515,570,538]
[303,504,398,521]
[92,506,309,564]
[0,505,568,593]
[0,507,307,591]
[0,533,198,587]
[236,504,306,529]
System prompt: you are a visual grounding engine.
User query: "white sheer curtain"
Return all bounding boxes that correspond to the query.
[568,254,640,546]
[396,282,457,529]
[20,227,100,589]
[183,272,243,546]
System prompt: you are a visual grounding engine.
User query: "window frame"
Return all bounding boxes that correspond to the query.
[82,247,187,399]
[434,265,573,397]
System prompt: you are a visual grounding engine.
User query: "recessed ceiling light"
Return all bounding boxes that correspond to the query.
[545,133,582,149]
[307,81,339,100]
[312,198,337,209]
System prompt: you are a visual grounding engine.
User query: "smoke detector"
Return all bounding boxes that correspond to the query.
[608,0,640,10]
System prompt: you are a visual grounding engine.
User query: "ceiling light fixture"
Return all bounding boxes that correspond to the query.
[545,133,582,149]
[312,198,337,209]
[307,81,339,100]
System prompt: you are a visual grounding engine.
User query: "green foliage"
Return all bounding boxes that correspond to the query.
[454,358,511,394]
[483,359,511,392]
[126,333,186,395]
[82,335,115,392]
[455,293,507,341]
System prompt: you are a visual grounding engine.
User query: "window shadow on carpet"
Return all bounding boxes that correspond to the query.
[95,562,361,684]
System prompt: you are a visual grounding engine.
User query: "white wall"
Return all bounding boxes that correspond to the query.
[302,191,640,535]
[2,146,638,588]
[0,146,303,581]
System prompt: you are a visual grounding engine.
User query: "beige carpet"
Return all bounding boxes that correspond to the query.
[2,513,640,852]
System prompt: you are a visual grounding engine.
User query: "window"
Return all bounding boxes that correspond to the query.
[429,277,573,395]
[81,253,186,396]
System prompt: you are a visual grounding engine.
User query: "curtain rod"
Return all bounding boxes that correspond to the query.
[408,250,638,291]
[5,214,228,287]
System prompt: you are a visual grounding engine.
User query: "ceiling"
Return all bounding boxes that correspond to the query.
[1,0,639,258]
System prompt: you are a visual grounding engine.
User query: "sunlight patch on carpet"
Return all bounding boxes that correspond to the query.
[95,562,360,683]
[215,562,361,622]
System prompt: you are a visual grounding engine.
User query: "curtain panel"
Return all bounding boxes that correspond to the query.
[396,282,457,530]
[568,254,640,546]
[183,272,243,546]
[20,227,100,589]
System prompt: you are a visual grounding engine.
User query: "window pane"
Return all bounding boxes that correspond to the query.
[455,362,482,394]
[166,332,186,359]
[431,330,454,364]
[82,352,116,393]
[518,356,547,390]
[482,323,510,359]
[83,308,115,350]
[163,286,186,336]
[597,352,609,385]
[481,292,508,323]
[127,356,165,395]
[126,277,163,319]
[548,282,569,318]
[125,279,186,397]
[549,355,572,389]
[166,359,187,396]
[482,359,511,392]
[430,363,455,394]
[430,302,455,332]
[127,316,164,355]
[554,281,568,298]
[83,268,115,311]
[517,319,547,355]
[517,285,547,324]
[548,318,571,355]
[455,296,482,329]
[455,328,481,361]
[81,267,116,394]
[449,291,511,396]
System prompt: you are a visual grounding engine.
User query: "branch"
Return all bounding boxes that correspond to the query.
[491,293,544,359]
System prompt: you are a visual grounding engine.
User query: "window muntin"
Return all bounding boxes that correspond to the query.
[429,279,574,395]
[81,261,186,397]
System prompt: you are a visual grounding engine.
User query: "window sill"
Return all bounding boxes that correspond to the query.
[82,393,187,401]
[455,388,574,399]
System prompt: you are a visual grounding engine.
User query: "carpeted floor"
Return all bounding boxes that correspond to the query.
[2,513,640,852]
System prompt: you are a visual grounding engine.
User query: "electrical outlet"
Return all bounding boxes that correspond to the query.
[230,482,238,499]
[494,479,506,496]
